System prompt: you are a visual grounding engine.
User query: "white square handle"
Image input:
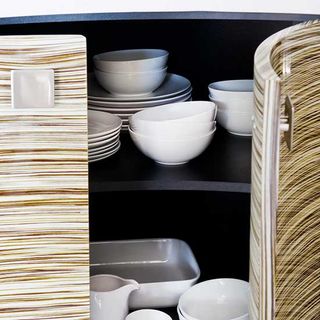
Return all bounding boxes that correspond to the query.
[11,69,54,109]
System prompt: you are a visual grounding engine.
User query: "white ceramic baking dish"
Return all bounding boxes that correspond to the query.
[90,238,200,309]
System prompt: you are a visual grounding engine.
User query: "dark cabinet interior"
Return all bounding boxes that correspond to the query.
[0,16,302,311]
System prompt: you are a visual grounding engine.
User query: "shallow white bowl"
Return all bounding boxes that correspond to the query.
[130,117,216,138]
[178,278,249,320]
[129,127,215,165]
[126,310,172,320]
[130,101,217,132]
[217,109,252,136]
[208,80,254,113]
[93,49,169,73]
[94,67,167,97]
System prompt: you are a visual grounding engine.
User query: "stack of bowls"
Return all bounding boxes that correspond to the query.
[178,279,249,320]
[88,110,122,163]
[89,49,192,130]
[129,101,217,165]
[208,80,254,136]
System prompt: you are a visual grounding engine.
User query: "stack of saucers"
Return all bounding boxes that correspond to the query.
[89,49,192,130]
[88,110,122,163]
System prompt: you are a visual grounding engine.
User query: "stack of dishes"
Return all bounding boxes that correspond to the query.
[89,49,192,130]
[129,101,217,165]
[178,279,249,320]
[208,80,254,136]
[88,110,122,163]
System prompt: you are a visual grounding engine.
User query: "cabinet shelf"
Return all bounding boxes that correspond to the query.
[0,12,318,26]
[89,128,251,193]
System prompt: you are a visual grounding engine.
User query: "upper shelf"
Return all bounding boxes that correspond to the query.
[89,128,252,194]
[1,0,320,24]
[0,12,319,25]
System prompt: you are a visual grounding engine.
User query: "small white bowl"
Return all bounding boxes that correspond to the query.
[129,127,215,165]
[217,109,252,136]
[126,310,172,320]
[94,67,167,97]
[178,278,249,320]
[93,49,169,73]
[130,101,217,132]
[208,80,254,113]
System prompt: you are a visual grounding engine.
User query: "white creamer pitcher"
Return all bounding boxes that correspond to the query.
[90,274,139,320]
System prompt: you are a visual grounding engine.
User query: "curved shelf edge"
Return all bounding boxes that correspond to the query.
[0,11,319,25]
[89,180,251,194]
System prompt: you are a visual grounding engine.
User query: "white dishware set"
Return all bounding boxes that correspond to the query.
[178,279,249,320]
[128,101,217,165]
[90,239,249,320]
[208,80,254,136]
[89,49,192,130]
[88,110,122,163]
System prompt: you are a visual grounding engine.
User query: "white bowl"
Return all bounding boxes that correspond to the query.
[130,101,217,132]
[94,67,167,97]
[129,127,215,165]
[178,279,249,320]
[126,310,172,320]
[208,80,254,113]
[217,109,252,136]
[93,49,169,73]
[130,118,216,138]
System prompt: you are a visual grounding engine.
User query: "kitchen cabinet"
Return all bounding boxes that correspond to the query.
[0,11,318,320]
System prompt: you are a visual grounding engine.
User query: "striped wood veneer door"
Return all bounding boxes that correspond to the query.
[270,21,320,320]
[0,36,89,319]
[250,20,320,320]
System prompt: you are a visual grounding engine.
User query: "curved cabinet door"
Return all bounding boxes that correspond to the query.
[0,35,89,319]
[250,20,320,320]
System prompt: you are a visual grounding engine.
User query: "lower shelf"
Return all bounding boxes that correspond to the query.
[89,127,252,193]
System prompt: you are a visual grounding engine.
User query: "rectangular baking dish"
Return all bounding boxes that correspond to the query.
[90,238,200,309]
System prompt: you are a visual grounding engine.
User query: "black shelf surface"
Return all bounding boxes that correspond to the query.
[89,128,251,193]
[0,12,319,25]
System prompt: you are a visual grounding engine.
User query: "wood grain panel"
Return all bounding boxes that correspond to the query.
[270,21,320,320]
[250,20,320,320]
[0,35,89,319]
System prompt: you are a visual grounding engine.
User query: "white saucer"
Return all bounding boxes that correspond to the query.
[88,73,191,102]
[89,134,119,148]
[89,141,121,156]
[89,140,119,154]
[88,110,122,138]
[89,143,121,163]
[88,129,120,143]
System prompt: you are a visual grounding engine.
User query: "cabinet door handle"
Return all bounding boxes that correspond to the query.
[280,95,295,151]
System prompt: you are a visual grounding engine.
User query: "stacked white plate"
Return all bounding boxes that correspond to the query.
[88,110,122,163]
[88,73,192,130]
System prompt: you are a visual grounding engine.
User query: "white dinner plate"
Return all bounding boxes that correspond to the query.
[89,143,121,163]
[88,91,192,108]
[88,73,191,102]
[88,106,144,114]
[88,110,122,138]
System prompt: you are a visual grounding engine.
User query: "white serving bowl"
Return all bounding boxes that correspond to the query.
[130,117,216,138]
[208,80,254,113]
[130,101,217,132]
[126,310,172,320]
[93,49,169,73]
[217,109,252,136]
[94,67,167,96]
[129,127,215,165]
[178,279,249,320]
